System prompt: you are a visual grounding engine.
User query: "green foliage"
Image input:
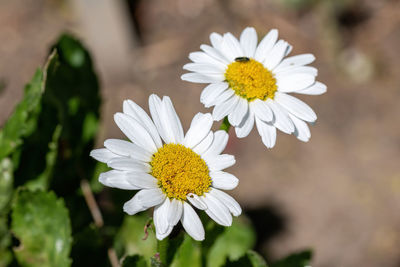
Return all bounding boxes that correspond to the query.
[11,190,72,267]
[223,250,268,267]
[170,235,201,267]
[122,255,148,267]
[271,250,312,267]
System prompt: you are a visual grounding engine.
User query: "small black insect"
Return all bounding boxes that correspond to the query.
[235,57,250,62]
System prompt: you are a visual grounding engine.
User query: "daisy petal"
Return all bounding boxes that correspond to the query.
[123,188,165,215]
[187,193,207,210]
[274,54,315,71]
[275,66,318,76]
[123,100,162,148]
[255,117,276,148]
[188,51,224,66]
[206,154,235,171]
[156,226,173,240]
[250,99,273,122]
[200,44,230,64]
[99,170,140,190]
[288,113,311,142]
[264,40,290,70]
[210,171,239,190]
[296,81,327,95]
[104,139,152,162]
[163,96,185,143]
[126,172,158,189]
[202,193,232,226]
[212,95,240,121]
[210,188,242,216]
[181,73,224,83]
[235,108,255,138]
[90,148,118,163]
[276,73,315,93]
[183,113,213,148]
[228,97,248,126]
[274,92,317,122]
[210,32,223,50]
[200,82,229,108]
[220,33,244,61]
[114,112,158,153]
[254,29,278,62]
[154,198,170,235]
[208,88,235,107]
[181,202,205,241]
[202,130,229,158]
[107,158,151,172]
[193,131,213,155]
[240,27,258,58]
[183,62,225,74]
[167,198,183,226]
[266,99,295,134]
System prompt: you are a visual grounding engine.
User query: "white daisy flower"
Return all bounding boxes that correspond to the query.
[90,95,241,241]
[181,27,327,148]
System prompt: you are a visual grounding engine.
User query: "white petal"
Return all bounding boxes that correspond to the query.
[266,99,295,134]
[192,131,213,155]
[212,95,240,121]
[156,225,173,240]
[104,139,152,162]
[207,88,235,107]
[255,117,276,148]
[276,73,315,93]
[107,158,151,172]
[125,172,158,189]
[235,108,255,138]
[288,113,311,142]
[220,33,244,61]
[200,44,230,65]
[250,99,273,122]
[181,73,224,83]
[263,40,290,70]
[123,100,162,148]
[209,188,242,217]
[240,27,257,58]
[228,97,248,126]
[210,171,239,190]
[90,148,118,163]
[183,113,213,148]
[274,54,315,72]
[167,199,183,226]
[296,81,327,95]
[210,32,223,50]
[202,130,229,158]
[200,82,229,108]
[274,92,317,122]
[188,51,225,67]
[206,154,235,171]
[99,170,140,190]
[275,66,318,76]
[123,188,165,215]
[181,202,205,241]
[202,193,232,226]
[154,198,170,235]
[162,96,185,143]
[183,62,225,74]
[254,29,278,62]
[114,113,157,153]
[187,193,207,210]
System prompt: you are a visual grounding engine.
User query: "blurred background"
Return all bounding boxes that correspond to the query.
[1,0,399,266]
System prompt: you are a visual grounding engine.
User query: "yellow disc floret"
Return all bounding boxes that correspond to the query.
[150,144,211,201]
[225,58,277,101]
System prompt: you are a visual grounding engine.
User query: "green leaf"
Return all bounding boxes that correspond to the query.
[206,217,256,267]
[0,157,13,213]
[11,190,72,267]
[114,214,157,263]
[122,255,148,267]
[170,234,201,267]
[271,250,312,267]
[0,216,12,266]
[223,250,268,267]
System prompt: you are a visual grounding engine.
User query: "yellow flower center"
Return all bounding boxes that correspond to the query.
[225,58,277,101]
[150,144,211,201]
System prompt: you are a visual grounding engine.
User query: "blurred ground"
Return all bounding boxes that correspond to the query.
[1,0,400,266]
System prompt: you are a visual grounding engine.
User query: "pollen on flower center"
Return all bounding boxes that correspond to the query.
[225,59,277,101]
[150,143,211,201]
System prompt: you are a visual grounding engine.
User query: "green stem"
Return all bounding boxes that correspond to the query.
[157,238,168,266]
[219,117,231,133]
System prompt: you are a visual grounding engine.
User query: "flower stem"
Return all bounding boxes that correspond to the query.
[219,117,231,132]
[157,238,169,266]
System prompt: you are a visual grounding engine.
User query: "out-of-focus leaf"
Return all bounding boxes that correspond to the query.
[122,255,148,267]
[0,216,12,266]
[270,250,312,267]
[0,157,13,212]
[11,190,72,267]
[114,214,157,263]
[223,250,268,267]
[207,217,256,267]
[170,234,201,267]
